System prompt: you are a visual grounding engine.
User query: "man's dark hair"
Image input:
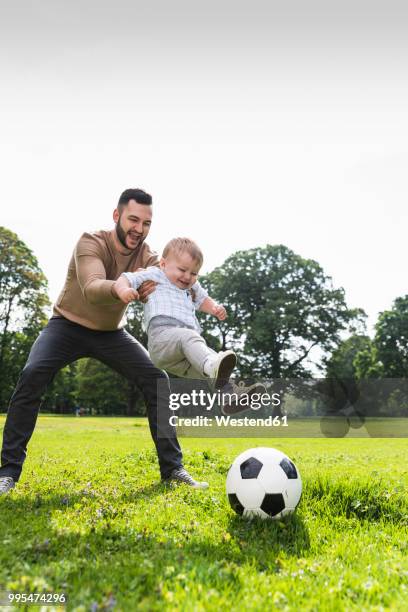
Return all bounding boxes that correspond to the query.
[118,188,152,208]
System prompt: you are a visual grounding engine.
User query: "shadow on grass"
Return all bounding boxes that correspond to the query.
[0,504,310,609]
[0,481,168,526]
[226,511,310,558]
[0,484,310,599]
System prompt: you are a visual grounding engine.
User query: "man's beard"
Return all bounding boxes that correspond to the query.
[115,218,142,250]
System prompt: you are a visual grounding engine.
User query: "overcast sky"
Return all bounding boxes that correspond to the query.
[1,0,407,333]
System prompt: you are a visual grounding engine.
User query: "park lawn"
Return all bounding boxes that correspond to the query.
[0,416,407,611]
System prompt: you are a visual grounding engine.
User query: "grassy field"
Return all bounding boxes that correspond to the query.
[0,415,407,611]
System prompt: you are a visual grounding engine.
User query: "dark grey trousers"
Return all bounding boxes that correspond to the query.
[0,316,182,481]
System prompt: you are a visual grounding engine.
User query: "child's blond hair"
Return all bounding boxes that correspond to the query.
[162,237,204,268]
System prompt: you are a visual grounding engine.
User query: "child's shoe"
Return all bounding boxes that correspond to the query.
[221,381,267,415]
[210,350,237,389]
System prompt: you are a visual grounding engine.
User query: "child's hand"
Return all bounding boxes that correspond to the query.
[213,303,227,320]
[116,286,140,304]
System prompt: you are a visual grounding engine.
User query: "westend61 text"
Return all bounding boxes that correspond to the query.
[169,415,289,427]
[169,390,282,411]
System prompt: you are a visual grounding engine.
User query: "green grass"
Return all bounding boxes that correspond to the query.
[0,416,407,611]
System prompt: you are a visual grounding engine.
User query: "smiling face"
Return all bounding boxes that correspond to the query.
[160,250,202,290]
[113,199,152,250]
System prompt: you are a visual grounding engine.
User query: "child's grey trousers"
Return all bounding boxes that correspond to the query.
[148,325,217,379]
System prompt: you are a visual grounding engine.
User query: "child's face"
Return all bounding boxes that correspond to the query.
[160,251,201,290]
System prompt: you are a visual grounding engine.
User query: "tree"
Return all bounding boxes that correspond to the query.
[351,299,408,417]
[352,296,408,379]
[0,227,50,409]
[324,335,372,379]
[76,358,129,415]
[353,345,384,379]
[200,245,364,379]
[42,363,80,414]
[124,301,148,415]
[0,331,34,410]
[314,335,373,419]
[373,295,408,377]
[74,302,148,416]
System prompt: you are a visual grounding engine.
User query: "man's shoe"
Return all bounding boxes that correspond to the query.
[0,477,15,495]
[210,350,237,390]
[221,381,267,415]
[163,467,209,489]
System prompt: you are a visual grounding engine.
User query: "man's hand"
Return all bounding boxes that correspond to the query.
[138,280,157,303]
[212,303,227,321]
[132,268,158,304]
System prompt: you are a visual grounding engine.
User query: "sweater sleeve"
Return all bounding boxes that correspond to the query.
[74,233,120,305]
[122,266,163,290]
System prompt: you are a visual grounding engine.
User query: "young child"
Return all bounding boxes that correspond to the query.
[113,237,264,409]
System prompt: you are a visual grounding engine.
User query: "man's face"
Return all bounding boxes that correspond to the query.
[160,251,201,290]
[113,200,152,250]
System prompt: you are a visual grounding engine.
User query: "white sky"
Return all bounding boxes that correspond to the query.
[1,0,407,333]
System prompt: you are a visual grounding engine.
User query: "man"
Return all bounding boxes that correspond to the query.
[0,188,208,495]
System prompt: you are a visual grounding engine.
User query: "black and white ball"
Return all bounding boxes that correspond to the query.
[226,447,302,519]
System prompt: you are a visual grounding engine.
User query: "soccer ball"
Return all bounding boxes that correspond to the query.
[226,447,302,519]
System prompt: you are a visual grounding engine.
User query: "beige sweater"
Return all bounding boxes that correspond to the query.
[53,230,159,330]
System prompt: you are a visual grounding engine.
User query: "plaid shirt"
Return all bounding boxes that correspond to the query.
[122,267,208,332]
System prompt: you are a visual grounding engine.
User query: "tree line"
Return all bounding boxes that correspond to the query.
[0,226,407,415]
